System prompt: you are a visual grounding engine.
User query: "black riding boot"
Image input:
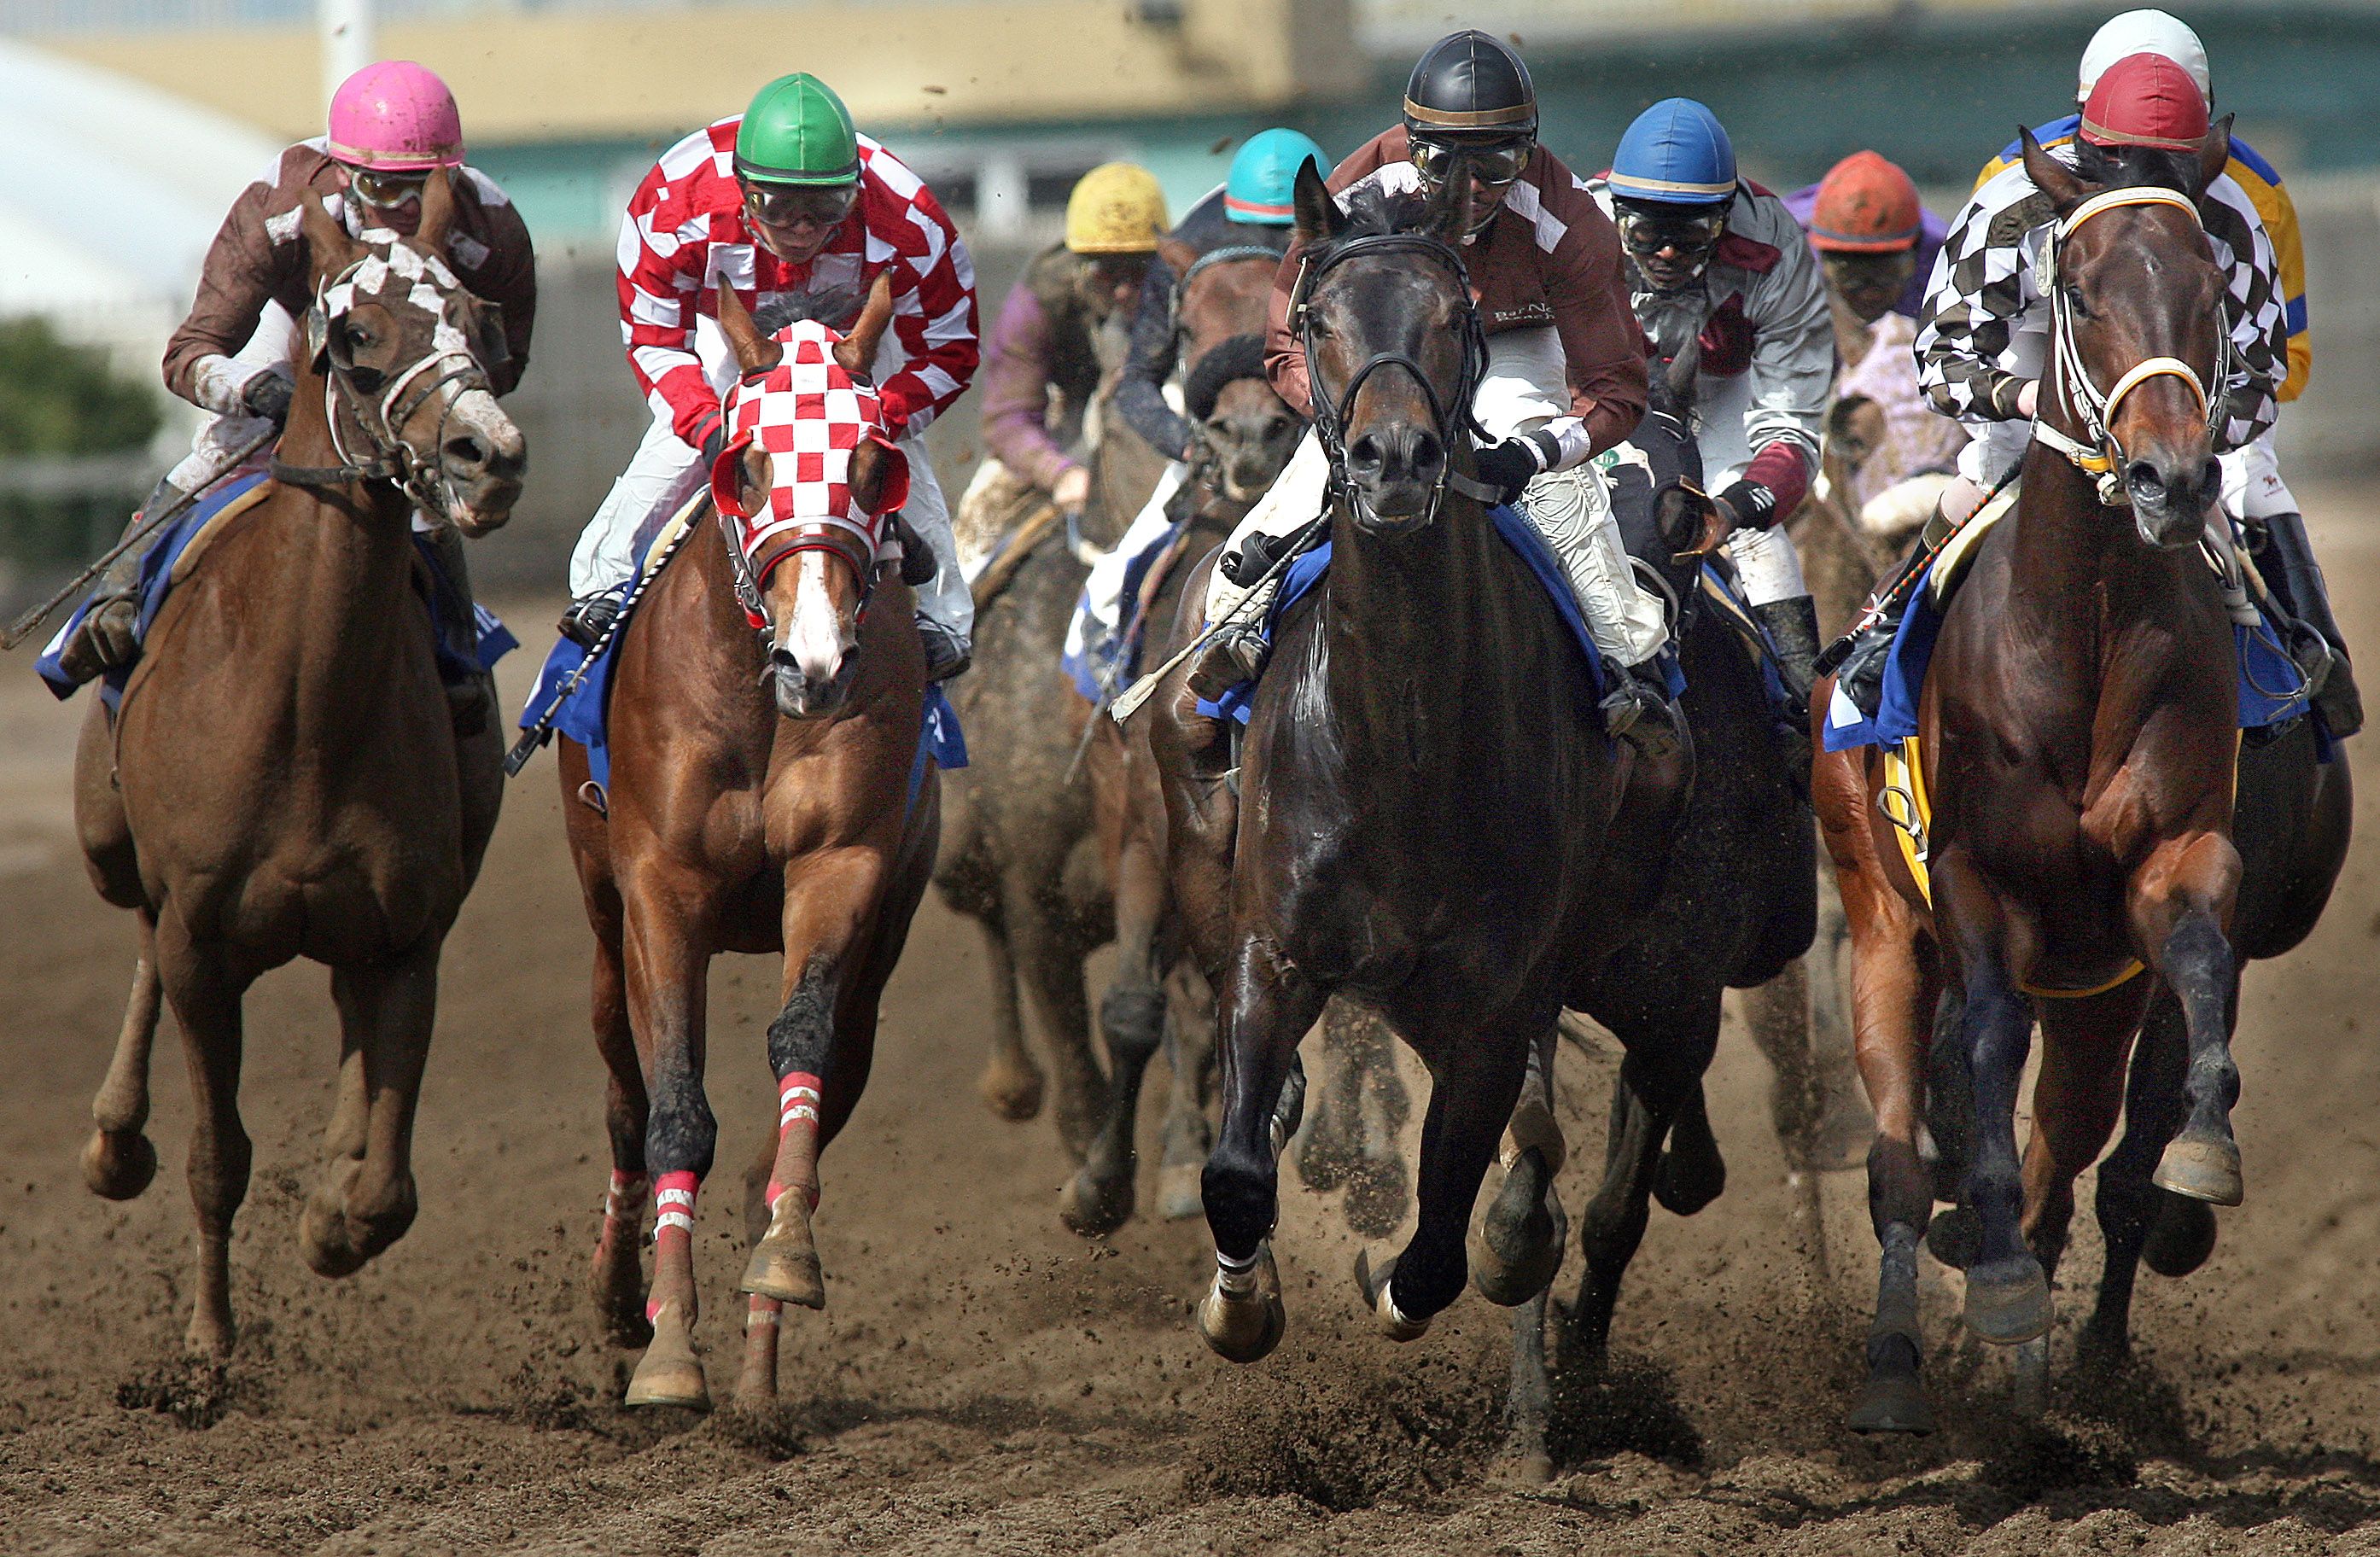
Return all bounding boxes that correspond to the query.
[423,525,493,736]
[1824,499,1963,720]
[2262,510,2361,738]
[1749,594,1822,716]
[558,592,621,650]
[1603,656,1683,758]
[54,473,187,686]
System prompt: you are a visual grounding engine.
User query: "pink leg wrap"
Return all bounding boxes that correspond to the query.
[646,1169,699,1321]
[767,1072,824,1210]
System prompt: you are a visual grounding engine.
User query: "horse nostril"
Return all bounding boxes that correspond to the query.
[1348,434,1387,475]
[1409,433,1444,481]
[444,433,490,471]
[2200,458,2222,496]
[2126,460,2167,501]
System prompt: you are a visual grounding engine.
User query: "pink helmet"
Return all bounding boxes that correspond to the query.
[327,61,464,172]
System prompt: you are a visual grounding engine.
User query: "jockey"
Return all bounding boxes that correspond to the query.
[1070,128,1325,674]
[53,60,535,687]
[1794,151,1967,531]
[563,73,979,678]
[1831,52,2290,718]
[950,163,1167,573]
[1966,9,2354,735]
[1197,32,1672,747]
[1582,99,1833,712]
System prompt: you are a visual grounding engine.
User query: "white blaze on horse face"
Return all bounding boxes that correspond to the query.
[778,551,855,688]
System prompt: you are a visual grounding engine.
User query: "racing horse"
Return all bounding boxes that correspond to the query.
[74,174,524,1356]
[1156,160,1800,1364]
[565,283,940,1411]
[1813,124,2330,1432]
[934,242,1289,1160]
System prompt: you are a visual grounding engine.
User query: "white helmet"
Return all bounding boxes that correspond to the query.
[2079,9,2212,103]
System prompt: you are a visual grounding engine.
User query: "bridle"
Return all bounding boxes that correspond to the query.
[2032,186,2235,507]
[714,364,896,640]
[274,249,492,521]
[1288,230,1500,527]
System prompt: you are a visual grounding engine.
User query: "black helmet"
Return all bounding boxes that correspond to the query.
[1403,30,1537,143]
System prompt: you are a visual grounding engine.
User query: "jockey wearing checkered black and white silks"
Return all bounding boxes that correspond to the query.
[564,83,978,677]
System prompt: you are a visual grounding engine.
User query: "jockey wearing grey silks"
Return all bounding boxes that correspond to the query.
[1197,31,1672,749]
[1583,98,1834,714]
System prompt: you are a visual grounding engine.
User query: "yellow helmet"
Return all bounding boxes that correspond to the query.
[1065,162,1168,255]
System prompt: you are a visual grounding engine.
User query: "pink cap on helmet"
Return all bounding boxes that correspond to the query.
[327,61,464,172]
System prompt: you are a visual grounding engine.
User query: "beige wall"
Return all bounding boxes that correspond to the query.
[52,0,1359,144]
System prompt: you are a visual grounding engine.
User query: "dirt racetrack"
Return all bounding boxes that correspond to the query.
[6,497,2380,1555]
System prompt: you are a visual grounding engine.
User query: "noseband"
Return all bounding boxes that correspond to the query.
[275,250,493,520]
[2033,187,2235,507]
[1290,231,1500,525]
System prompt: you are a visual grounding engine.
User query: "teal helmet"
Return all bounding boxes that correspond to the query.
[1225,128,1327,225]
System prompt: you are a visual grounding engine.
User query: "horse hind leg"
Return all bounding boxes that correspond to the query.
[1471,1025,1566,1308]
[300,942,441,1279]
[970,911,1046,1124]
[155,917,253,1358]
[1007,867,1106,1158]
[2082,988,2213,1365]
[1339,1004,1412,1239]
[1063,838,1171,1236]
[85,912,164,1201]
[588,930,652,1348]
[1295,1000,1366,1193]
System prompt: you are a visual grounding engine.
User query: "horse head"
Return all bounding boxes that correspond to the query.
[1289,156,1478,534]
[713,277,905,720]
[1183,332,1301,504]
[2020,120,2236,549]
[298,170,526,534]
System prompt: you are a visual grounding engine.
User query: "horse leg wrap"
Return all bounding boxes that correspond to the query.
[604,1169,647,1226]
[741,1073,827,1309]
[645,1170,700,1323]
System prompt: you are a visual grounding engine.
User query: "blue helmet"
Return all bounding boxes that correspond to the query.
[1607,98,1737,207]
[1226,128,1327,225]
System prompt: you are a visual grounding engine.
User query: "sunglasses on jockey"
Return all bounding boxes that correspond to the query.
[1613,202,1727,263]
[1409,135,1533,190]
[740,178,860,232]
[348,166,431,210]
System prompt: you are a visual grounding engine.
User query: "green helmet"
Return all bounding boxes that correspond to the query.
[735,73,860,186]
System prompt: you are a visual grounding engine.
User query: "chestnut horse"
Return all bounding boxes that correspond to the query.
[564,285,940,1411]
[74,175,524,1356]
[1814,125,2340,1432]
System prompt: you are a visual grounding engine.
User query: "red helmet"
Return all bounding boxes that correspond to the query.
[2079,51,2210,152]
[1809,150,1922,253]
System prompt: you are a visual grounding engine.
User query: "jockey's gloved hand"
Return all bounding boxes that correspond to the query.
[691,407,729,469]
[242,372,295,426]
[1473,430,1564,506]
[1715,479,1780,532]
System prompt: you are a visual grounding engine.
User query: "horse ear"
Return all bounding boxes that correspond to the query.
[715,281,783,375]
[1155,234,1200,278]
[1291,158,1344,248]
[299,191,359,287]
[415,166,456,253]
[2020,125,2089,213]
[1417,150,1472,243]
[833,272,896,377]
[2196,114,2236,200]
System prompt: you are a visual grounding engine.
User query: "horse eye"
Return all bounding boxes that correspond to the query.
[2062,283,2091,318]
[344,321,374,350]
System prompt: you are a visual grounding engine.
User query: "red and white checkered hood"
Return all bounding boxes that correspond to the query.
[710,320,909,585]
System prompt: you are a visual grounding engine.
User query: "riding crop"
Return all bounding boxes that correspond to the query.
[1105,508,1331,725]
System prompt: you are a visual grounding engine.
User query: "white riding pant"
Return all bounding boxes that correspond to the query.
[1203,326,1669,668]
[2220,426,2298,521]
[569,323,971,639]
[1691,368,1808,610]
[1067,460,1186,663]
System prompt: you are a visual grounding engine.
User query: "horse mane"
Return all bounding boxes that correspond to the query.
[2071,137,2203,198]
[1182,332,1270,422]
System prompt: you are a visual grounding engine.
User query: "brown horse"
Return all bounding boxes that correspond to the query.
[74,174,524,1356]
[1814,125,2339,1432]
[935,246,1287,1158]
[564,285,939,1411]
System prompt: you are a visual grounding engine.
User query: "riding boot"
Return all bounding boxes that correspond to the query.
[558,592,621,650]
[1602,656,1683,759]
[423,525,492,737]
[1825,498,1964,720]
[1186,621,1270,706]
[1749,594,1822,717]
[54,474,187,686]
[2261,511,2361,737]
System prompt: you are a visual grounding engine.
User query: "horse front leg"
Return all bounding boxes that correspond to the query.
[589,928,652,1347]
[153,913,256,1358]
[2130,832,2245,1207]
[1472,1023,1566,1308]
[1196,936,1324,1363]
[84,909,164,1201]
[2081,989,2214,1364]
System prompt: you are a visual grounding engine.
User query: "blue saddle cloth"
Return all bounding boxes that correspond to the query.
[36,471,514,712]
[1063,516,1187,703]
[1822,551,2317,755]
[517,589,965,802]
[1197,503,1682,726]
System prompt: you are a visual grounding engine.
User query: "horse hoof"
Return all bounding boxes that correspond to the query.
[1354,1250,1430,1343]
[1196,1250,1286,1364]
[83,1128,157,1201]
[1846,1373,1934,1434]
[1650,1141,1726,1217]
[1059,1167,1135,1238]
[1469,1155,1564,1308]
[2143,1193,2220,1278]
[2153,1134,2243,1207]
[977,1063,1045,1123]
[1157,1161,1204,1222]
[738,1193,825,1309]
[1963,1253,2052,1344]
[625,1300,711,1409]
[1924,1204,1980,1270]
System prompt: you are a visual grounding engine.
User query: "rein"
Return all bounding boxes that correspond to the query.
[2033,187,2233,506]
[1290,231,1502,526]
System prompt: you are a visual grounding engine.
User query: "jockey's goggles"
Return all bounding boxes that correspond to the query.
[741,178,859,231]
[1409,136,1532,190]
[348,166,431,209]
[1614,204,1726,261]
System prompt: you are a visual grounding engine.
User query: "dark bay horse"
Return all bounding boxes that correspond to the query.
[75,175,524,1356]
[564,285,939,1411]
[934,246,1288,1158]
[1160,160,1732,1362]
[1813,125,2342,1432]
